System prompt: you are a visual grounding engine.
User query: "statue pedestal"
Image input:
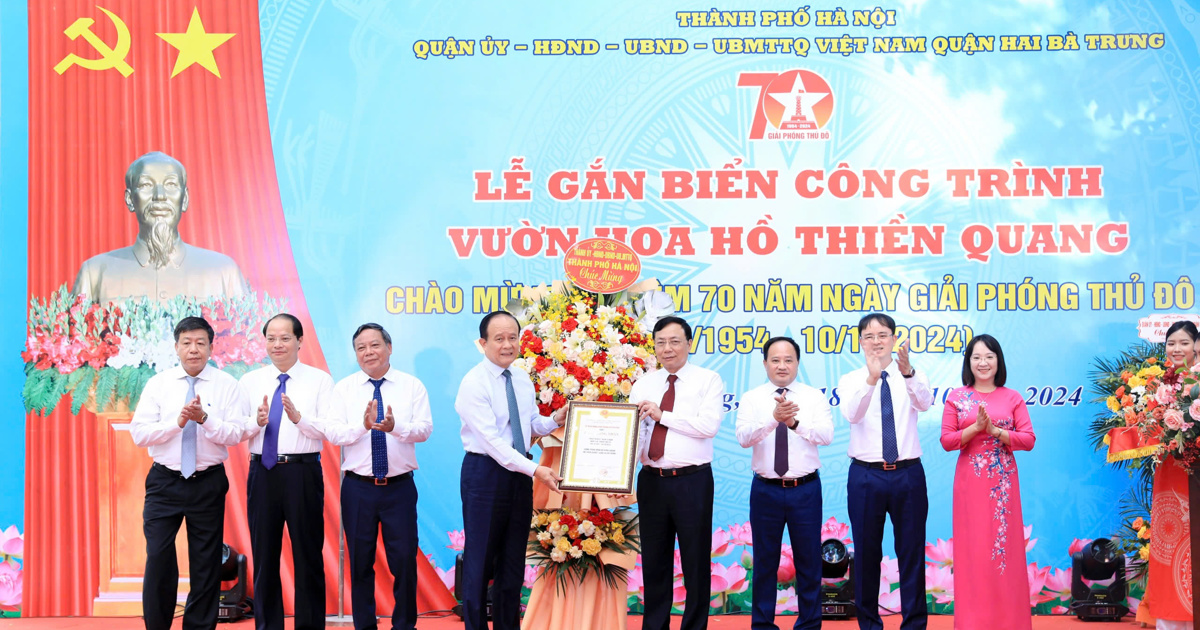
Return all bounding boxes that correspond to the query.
[92,411,191,616]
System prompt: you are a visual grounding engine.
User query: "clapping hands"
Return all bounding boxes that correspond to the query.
[773,394,798,425]
[363,399,395,432]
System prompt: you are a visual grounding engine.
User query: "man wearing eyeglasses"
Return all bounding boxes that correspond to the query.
[837,313,933,630]
[630,315,726,630]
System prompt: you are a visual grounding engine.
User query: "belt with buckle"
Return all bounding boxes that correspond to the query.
[152,461,224,480]
[852,457,920,471]
[757,471,819,488]
[250,452,321,464]
[345,470,413,486]
[643,463,710,478]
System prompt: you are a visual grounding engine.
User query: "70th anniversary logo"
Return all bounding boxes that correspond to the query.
[738,69,834,141]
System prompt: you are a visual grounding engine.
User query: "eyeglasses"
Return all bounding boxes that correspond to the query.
[654,339,687,349]
[860,333,893,343]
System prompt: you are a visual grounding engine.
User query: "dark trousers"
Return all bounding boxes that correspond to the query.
[847,462,928,630]
[637,466,714,630]
[749,475,822,630]
[460,453,532,630]
[341,473,419,630]
[248,459,325,630]
[142,462,229,630]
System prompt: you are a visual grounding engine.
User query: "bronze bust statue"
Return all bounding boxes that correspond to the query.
[72,151,251,303]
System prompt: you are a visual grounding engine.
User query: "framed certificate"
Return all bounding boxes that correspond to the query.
[558,401,640,494]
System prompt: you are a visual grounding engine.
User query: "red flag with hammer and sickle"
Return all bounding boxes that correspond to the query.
[25,1,456,617]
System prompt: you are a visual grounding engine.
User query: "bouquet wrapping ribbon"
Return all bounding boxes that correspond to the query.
[1105,426,1162,463]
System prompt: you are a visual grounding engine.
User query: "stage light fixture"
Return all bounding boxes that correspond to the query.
[1070,538,1128,622]
[452,552,494,620]
[819,538,856,620]
[217,543,250,622]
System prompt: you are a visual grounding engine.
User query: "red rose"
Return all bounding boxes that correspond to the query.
[592,352,608,365]
[598,394,613,402]
[538,403,553,416]
[535,356,552,372]
[563,318,578,332]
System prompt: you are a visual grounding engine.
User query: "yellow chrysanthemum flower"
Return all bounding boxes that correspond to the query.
[581,539,602,556]
[555,537,572,552]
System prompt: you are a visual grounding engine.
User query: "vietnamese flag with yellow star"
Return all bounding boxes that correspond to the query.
[25,1,456,617]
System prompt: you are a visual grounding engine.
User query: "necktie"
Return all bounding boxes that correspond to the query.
[261,373,290,470]
[647,374,677,461]
[880,371,898,464]
[369,378,388,479]
[180,375,198,478]
[502,369,526,456]
[774,387,790,477]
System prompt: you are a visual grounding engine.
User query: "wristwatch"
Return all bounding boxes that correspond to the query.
[903,367,916,379]
[200,412,209,423]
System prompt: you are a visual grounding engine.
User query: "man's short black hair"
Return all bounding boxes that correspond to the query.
[653,316,693,341]
[174,316,214,343]
[353,323,392,346]
[262,313,304,338]
[762,336,800,360]
[479,311,519,339]
[857,312,896,335]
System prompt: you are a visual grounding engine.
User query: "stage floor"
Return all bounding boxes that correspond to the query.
[0,614,1135,629]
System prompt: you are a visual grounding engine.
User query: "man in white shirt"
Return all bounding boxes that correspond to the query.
[836,313,933,630]
[324,323,432,630]
[630,315,725,630]
[454,311,565,630]
[735,336,833,630]
[130,316,245,630]
[237,313,334,630]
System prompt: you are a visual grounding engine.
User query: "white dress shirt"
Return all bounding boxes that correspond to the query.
[455,358,558,477]
[237,361,334,455]
[325,367,433,477]
[629,362,726,468]
[130,364,246,471]
[837,364,933,462]
[735,379,834,478]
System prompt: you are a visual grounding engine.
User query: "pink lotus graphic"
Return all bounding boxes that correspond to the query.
[711,527,734,558]
[925,538,953,568]
[1023,525,1038,553]
[878,586,902,616]
[0,560,20,612]
[924,564,954,604]
[880,555,899,590]
[1067,538,1093,556]
[523,565,540,589]
[1027,563,1052,606]
[709,562,749,607]
[672,577,688,610]
[0,526,22,560]
[627,564,645,602]
[446,529,465,552]
[820,517,852,545]
[1042,567,1072,603]
[728,521,753,547]
[435,564,455,592]
[778,544,796,583]
[776,586,799,614]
